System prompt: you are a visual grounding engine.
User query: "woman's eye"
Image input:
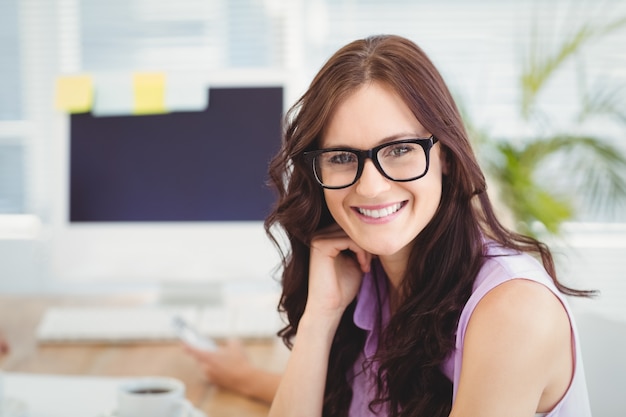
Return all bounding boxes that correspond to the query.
[385,144,415,158]
[327,152,357,165]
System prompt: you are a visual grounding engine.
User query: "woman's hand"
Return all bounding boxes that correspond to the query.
[305,224,372,317]
[183,339,281,404]
[184,339,252,388]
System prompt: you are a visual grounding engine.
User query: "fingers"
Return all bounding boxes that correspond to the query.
[355,248,372,273]
[311,229,371,273]
[182,338,248,366]
[306,225,372,314]
[310,225,362,256]
[181,342,228,383]
[181,342,203,358]
[186,340,254,391]
[181,342,218,366]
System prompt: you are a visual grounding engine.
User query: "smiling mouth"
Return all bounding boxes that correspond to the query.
[356,202,406,219]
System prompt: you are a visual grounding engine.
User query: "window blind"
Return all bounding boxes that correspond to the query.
[1,0,625,221]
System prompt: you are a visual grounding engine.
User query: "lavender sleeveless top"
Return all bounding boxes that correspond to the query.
[349,243,592,417]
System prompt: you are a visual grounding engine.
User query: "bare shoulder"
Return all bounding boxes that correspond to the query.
[471,278,569,334]
[453,278,573,416]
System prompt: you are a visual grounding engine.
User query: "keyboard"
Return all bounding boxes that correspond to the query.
[36,303,282,343]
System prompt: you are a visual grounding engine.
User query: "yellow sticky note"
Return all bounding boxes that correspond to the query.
[55,75,93,113]
[133,72,167,115]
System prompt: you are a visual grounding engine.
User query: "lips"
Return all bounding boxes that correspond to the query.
[356,201,405,219]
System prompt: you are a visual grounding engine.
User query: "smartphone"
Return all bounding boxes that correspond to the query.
[171,315,217,352]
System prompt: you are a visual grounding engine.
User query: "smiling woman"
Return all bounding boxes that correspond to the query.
[318,83,444,261]
[264,34,593,417]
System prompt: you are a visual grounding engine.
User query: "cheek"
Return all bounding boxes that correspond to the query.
[324,190,351,231]
[323,190,349,222]
[410,172,444,214]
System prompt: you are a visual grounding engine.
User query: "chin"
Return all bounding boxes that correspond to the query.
[363,241,408,257]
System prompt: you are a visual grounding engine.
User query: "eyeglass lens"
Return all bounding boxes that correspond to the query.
[314,141,429,188]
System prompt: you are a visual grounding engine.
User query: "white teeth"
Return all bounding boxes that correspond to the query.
[358,203,403,219]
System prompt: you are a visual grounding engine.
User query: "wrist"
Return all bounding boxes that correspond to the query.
[298,309,343,339]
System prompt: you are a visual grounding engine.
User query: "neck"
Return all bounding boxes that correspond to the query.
[379,253,408,314]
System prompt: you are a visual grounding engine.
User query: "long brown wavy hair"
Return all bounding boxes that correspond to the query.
[264,34,592,417]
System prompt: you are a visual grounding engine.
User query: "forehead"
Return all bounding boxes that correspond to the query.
[321,82,428,149]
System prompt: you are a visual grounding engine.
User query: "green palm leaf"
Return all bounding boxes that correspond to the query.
[484,135,626,237]
[578,80,626,124]
[520,16,626,119]
[466,6,626,238]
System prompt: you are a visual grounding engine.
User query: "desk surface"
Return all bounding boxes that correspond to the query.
[0,294,287,416]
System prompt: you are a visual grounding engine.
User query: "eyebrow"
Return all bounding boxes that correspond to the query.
[322,131,430,149]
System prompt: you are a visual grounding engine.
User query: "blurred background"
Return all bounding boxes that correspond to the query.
[0,0,625,319]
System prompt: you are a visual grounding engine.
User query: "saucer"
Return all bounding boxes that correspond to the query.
[1,397,28,417]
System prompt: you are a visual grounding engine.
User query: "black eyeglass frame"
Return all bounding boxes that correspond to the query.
[303,135,438,190]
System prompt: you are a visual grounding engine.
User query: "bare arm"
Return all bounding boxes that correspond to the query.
[450,279,574,417]
[269,226,372,417]
[268,310,343,416]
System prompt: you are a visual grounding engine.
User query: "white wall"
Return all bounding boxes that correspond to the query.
[1,0,625,299]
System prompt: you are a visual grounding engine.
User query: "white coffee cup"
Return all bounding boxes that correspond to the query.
[116,377,194,417]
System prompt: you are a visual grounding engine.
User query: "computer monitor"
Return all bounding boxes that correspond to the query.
[50,76,290,287]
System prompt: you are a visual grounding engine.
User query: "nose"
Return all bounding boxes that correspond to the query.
[355,160,390,197]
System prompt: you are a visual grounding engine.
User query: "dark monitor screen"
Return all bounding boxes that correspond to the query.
[69,86,283,222]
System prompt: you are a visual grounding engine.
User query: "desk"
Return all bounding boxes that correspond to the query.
[0,295,287,416]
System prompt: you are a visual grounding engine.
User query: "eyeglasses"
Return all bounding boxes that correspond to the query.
[303,136,438,189]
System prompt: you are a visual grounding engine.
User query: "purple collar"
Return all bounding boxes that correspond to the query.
[353,259,391,358]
